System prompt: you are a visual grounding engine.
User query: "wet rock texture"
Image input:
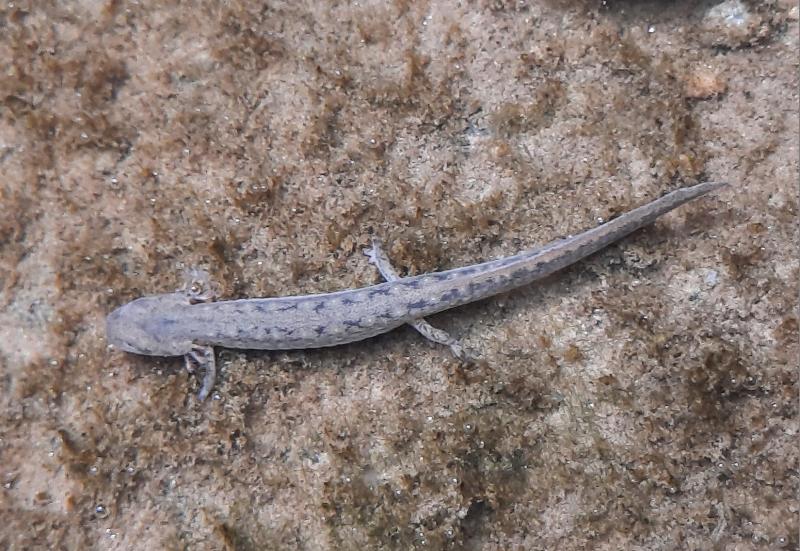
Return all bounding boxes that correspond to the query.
[1,1,797,549]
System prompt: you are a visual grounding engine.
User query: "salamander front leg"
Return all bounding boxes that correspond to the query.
[185,345,217,401]
[180,268,219,304]
[364,237,466,359]
[178,270,220,400]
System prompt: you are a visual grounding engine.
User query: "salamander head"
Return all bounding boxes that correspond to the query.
[106,293,193,356]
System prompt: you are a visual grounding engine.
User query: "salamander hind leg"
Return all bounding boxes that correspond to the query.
[364,237,468,359]
[184,345,217,401]
[408,320,466,359]
[364,238,401,281]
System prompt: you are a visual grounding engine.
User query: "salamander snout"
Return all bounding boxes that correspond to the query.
[105,294,193,356]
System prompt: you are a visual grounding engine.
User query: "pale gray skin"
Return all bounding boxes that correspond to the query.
[106,181,725,400]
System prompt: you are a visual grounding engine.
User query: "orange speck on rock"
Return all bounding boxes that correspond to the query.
[684,68,727,99]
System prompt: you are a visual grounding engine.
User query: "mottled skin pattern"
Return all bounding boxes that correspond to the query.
[106,182,725,399]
